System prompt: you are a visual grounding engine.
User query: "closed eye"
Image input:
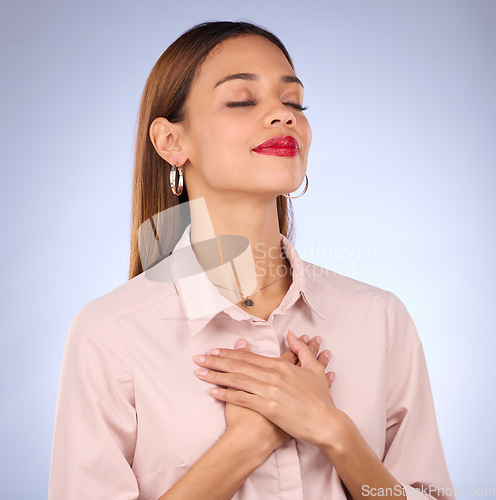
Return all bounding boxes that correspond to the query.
[226,100,309,111]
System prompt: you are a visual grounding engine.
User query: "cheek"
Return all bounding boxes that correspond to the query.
[200,114,241,147]
[215,114,249,139]
[301,118,312,148]
[189,118,251,185]
[206,118,251,161]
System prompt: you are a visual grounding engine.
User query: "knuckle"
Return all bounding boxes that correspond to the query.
[225,358,238,370]
[316,364,326,376]
[267,370,282,385]
[277,361,292,375]
[204,356,219,369]
[217,358,238,372]
[317,355,328,366]
[281,350,297,363]
[231,372,244,385]
[212,388,225,400]
[309,341,319,356]
[266,399,280,418]
[236,391,250,405]
[267,384,282,400]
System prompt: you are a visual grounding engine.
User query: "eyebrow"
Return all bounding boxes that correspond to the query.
[213,72,304,89]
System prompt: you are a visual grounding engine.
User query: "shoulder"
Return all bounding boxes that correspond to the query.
[301,259,390,305]
[301,260,416,338]
[70,260,178,337]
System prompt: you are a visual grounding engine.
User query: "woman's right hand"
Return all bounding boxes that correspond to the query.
[223,335,333,456]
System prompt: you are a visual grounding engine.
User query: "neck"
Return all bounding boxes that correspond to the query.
[188,196,292,304]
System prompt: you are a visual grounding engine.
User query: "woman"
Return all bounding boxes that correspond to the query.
[48,20,454,500]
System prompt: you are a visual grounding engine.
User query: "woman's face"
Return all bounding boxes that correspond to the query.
[179,34,312,201]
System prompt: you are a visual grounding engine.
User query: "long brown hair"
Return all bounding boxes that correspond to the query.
[129,20,298,280]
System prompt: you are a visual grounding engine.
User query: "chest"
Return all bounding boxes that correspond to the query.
[122,306,389,498]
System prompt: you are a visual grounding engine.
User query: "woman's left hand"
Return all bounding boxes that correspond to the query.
[193,329,342,448]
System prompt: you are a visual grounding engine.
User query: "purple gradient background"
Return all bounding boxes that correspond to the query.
[1,0,494,496]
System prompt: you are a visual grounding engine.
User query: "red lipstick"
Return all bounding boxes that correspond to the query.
[252,135,299,157]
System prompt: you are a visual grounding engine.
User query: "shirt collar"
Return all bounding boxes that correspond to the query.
[169,223,325,338]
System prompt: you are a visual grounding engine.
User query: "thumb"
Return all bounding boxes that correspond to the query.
[235,338,251,351]
[287,330,318,368]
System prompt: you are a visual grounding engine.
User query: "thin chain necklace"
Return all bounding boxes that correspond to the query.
[211,272,286,308]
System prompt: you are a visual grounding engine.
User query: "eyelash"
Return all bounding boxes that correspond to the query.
[227,100,309,111]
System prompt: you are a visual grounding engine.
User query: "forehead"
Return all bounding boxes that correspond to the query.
[193,34,295,89]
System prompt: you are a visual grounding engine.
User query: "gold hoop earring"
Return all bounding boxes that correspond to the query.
[170,163,184,196]
[282,174,308,199]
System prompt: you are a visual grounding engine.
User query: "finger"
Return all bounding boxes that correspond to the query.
[235,338,251,351]
[316,349,331,369]
[207,386,266,414]
[195,335,309,389]
[194,351,275,385]
[294,336,321,367]
[305,336,322,359]
[201,335,312,368]
[224,339,252,395]
[196,364,269,396]
[200,347,279,369]
[287,330,320,368]
[325,371,336,388]
[236,341,306,390]
[280,334,309,365]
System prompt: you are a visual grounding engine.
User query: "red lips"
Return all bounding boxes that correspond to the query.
[252,135,299,157]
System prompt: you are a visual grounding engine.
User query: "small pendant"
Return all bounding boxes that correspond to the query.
[243,298,254,308]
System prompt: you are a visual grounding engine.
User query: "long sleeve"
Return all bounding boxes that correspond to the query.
[48,301,139,500]
[383,292,454,500]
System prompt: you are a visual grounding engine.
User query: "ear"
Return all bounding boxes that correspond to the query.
[149,117,188,166]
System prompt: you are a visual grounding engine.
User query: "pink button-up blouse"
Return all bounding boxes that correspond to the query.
[48,223,454,499]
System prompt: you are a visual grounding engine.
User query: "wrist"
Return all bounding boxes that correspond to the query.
[318,409,359,457]
[222,426,273,466]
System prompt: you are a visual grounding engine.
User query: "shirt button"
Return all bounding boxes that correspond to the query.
[253,326,280,357]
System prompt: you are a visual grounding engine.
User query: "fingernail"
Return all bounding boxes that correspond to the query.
[302,335,310,343]
[324,351,331,359]
[315,336,322,345]
[208,348,220,356]
[288,329,296,338]
[193,354,206,363]
[235,339,247,349]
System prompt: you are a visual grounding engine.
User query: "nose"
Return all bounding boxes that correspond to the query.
[264,101,296,127]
